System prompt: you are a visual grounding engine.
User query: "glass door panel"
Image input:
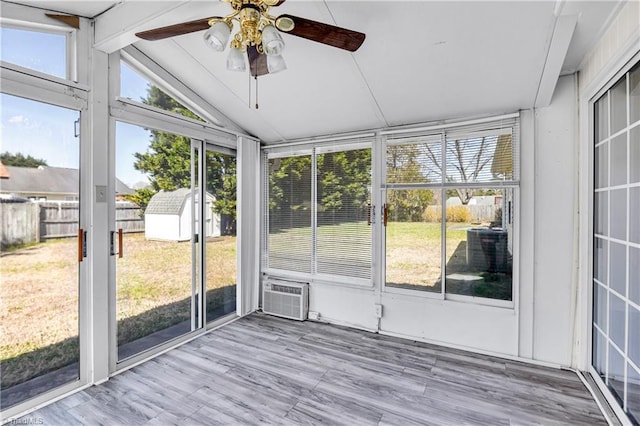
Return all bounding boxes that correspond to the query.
[385,189,441,292]
[114,122,196,361]
[0,94,81,408]
[592,61,640,424]
[203,148,237,322]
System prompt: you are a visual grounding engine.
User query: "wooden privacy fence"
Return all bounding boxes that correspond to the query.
[1,201,144,248]
[0,202,39,248]
[39,201,81,240]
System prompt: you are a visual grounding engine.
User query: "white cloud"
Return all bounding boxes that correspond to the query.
[8,115,29,124]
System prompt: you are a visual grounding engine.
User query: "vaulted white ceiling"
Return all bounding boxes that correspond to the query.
[5,0,624,143]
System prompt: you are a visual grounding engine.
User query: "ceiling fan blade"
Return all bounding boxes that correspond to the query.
[135,17,217,41]
[275,14,365,52]
[45,13,80,29]
[248,45,269,77]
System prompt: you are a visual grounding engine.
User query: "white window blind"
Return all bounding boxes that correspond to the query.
[445,129,515,184]
[264,142,373,282]
[386,136,443,184]
[267,153,313,273]
[386,118,519,186]
[316,147,372,279]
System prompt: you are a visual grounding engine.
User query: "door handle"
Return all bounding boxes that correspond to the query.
[83,230,87,259]
[78,229,83,262]
[383,204,388,227]
[78,229,87,262]
[110,231,115,256]
[118,228,123,259]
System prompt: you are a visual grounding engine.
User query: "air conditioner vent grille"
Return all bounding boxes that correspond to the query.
[271,284,302,295]
[262,279,309,321]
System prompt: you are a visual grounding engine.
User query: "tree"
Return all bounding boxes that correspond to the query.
[423,137,494,205]
[386,145,435,221]
[128,85,237,234]
[0,152,47,168]
[317,149,371,224]
[268,156,312,230]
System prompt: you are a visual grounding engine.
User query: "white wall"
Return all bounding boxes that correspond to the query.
[530,74,578,366]
[380,293,518,355]
[579,1,639,95]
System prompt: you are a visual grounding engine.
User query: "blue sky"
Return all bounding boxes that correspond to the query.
[0,27,160,188]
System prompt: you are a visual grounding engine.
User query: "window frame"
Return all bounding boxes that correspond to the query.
[107,49,244,374]
[263,138,375,288]
[588,54,640,425]
[0,22,90,423]
[380,118,519,308]
[0,21,77,81]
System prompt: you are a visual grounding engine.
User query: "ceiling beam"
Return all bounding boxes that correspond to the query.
[535,14,577,107]
[93,1,194,53]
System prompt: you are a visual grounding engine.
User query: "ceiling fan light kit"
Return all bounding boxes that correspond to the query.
[226,44,247,71]
[136,0,366,78]
[266,53,286,73]
[202,19,231,51]
[260,24,284,56]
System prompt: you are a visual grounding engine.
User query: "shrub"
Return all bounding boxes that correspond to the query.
[422,206,471,223]
[446,206,471,223]
[423,206,441,222]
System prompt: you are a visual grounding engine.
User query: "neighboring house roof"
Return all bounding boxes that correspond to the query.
[0,162,9,179]
[0,165,133,195]
[145,188,191,215]
[145,188,215,216]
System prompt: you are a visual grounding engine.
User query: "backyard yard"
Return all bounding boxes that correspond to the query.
[0,233,236,390]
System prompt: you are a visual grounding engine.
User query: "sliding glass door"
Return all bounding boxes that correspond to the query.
[591,61,639,424]
[202,146,237,323]
[114,122,197,361]
[0,94,82,408]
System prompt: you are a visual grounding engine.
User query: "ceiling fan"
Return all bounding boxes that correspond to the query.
[135,0,366,77]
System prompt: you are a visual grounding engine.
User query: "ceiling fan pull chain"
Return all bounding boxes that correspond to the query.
[255,76,259,109]
[248,72,252,109]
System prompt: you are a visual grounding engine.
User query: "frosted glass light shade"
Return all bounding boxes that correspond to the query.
[267,54,286,74]
[203,21,231,51]
[261,25,284,56]
[226,47,246,71]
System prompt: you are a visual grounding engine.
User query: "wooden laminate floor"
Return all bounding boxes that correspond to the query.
[19,314,605,425]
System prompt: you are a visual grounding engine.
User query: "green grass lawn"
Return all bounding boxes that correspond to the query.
[0,233,237,389]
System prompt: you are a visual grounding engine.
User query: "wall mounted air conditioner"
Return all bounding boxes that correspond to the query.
[262,279,309,321]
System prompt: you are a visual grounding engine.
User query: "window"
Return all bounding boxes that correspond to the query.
[267,153,313,274]
[265,143,373,283]
[0,26,68,79]
[384,117,518,303]
[120,61,204,122]
[592,60,640,424]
